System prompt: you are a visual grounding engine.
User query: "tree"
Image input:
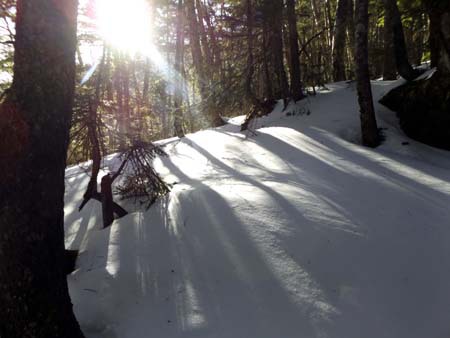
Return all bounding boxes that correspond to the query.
[78,140,169,229]
[382,0,421,81]
[245,0,256,104]
[346,0,356,62]
[380,0,450,150]
[173,0,185,137]
[423,0,450,75]
[332,0,349,81]
[382,3,397,80]
[186,0,223,127]
[286,0,305,101]
[355,0,379,147]
[0,0,84,336]
[262,0,289,100]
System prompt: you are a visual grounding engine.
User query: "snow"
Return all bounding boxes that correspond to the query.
[65,78,450,338]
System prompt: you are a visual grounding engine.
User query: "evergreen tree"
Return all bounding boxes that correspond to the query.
[0,0,84,336]
[286,0,306,101]
[382,0,421,80]
[332,0,349,81]
[355,0,379,147]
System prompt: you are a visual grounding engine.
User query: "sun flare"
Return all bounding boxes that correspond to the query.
[95,0,153,54]
[90,0,187,97]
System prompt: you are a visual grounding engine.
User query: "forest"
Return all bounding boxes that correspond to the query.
[0,0,449,337]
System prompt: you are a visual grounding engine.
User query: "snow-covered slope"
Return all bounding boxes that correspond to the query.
[64,79,450,338]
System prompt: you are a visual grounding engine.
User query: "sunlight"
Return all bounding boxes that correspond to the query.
[95,0,152,55]
[91,0,189,99]
[314,128,450,197]
[106,224,121,276]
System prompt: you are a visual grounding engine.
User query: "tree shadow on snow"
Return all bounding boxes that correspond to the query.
[247,128,450,338]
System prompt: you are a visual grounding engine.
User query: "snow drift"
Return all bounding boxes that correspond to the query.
[65,78,450,338]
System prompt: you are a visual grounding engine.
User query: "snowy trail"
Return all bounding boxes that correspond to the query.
[65,80,450,338]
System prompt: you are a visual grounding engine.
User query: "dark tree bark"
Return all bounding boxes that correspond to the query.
[346,0,356,60]
[65,249,79,275]
[100,174,115,228]
[355,0,379,147]
[382,4,397,80]
[332,0,348,81]
[0,0,84,337]
[245,0,256,103]
[382,0,421,81]
[262,0,289,99]
[286,0,305,101]
[428,6,440,68]
[424,0,450,75]
[261,19,274,99]
[89,159,128,229]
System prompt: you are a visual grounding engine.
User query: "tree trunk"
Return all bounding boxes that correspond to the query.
[332,0,348,81]
[382,0,421,81]
[428,5,440,68]
[123,60,131,140]
[424,1,450,75]
[325,0,334,48]
[186,0,222,127]
[195,0,213,69]
[414,13,425,66]
[83,98,102,207]
[80,47,106,211]
[202,2,221,70]
[0,0,84,336]
[262,20,273,99]
[174,0,185,137]
[100,174,115,228]
[347,0,356,79]
[115,53,126,149]
[142,59,150,105]
[262,0,289,99]
[245,0,256,103]
[286,0,305,101]
[382,3,397,80]
[355,0,379,147]
[186,0,204,93]
[105,48,114,101]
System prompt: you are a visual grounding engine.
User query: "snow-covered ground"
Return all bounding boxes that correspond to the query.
[64,78,450,338]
